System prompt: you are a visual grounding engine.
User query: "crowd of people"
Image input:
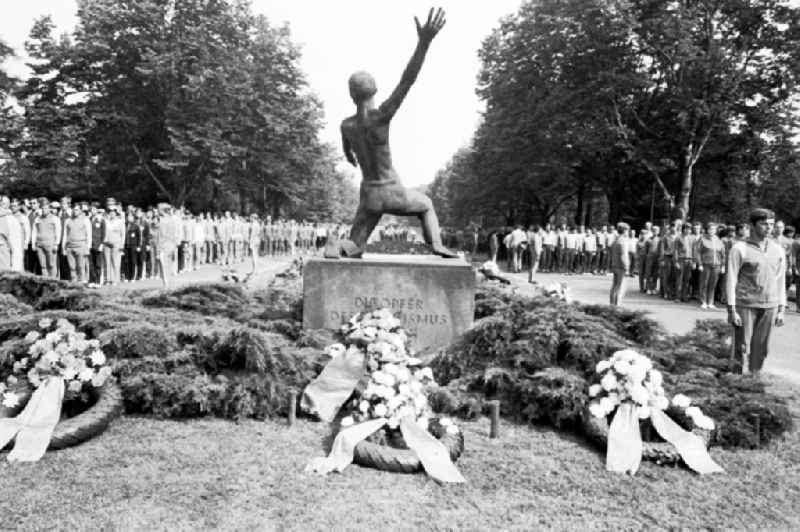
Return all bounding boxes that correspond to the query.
[479,209,794,376]
[0,195,348,287]
[480,219,798,310]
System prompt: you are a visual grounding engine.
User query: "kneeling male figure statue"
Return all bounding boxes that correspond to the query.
[326,8,457,259]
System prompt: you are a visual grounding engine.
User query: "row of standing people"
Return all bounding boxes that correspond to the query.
[0,196,349,287]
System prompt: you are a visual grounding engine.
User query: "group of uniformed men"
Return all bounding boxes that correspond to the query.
[486,217,799,312]
[0,195,348,287]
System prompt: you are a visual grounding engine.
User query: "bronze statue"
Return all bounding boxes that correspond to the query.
[326,8,457,259]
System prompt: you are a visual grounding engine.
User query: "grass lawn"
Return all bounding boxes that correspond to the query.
[1,378,798,532]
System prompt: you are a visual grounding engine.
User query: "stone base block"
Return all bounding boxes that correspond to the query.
[303,254,475,353]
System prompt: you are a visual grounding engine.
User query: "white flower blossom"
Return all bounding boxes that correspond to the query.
[589,401,606,419]
[39,318,52,329]
[599,396,617,415]
[373,403,388,417]
[78,368,95,382]
[596,360,611,373]
[2,392,20,409]
[637,406,651,419]
[613,360,631,375]
[340,416,354,428]
[600,372,618,392]
[629,384,649,406]
[24,331,41,343]
[588,384,602,397]
[439,417,453,427]
[446,424,460,435]
[653,396,669,411]
[359,400,370,413]
[68,380,83,393]
[672,394,692,409]
[89,350,106,367]
[694,414,715,431]
[647,369,663,388]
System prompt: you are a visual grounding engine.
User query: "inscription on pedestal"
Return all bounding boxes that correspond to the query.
[303,254,475,353]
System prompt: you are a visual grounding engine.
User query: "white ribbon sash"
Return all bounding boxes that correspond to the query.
[0,377,64,462]
[606,403,724,475]
[399,416,465,483]
[606,403,642,474]
[650,409,724,475]
[301,349,365,422]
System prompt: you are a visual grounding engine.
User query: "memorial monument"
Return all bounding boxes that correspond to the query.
[305,8,475,352]
[324,7,456,260]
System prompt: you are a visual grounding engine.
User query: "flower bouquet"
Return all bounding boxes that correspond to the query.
[584,349,723,475]
[0,318,121,462]
[303,309,465,482]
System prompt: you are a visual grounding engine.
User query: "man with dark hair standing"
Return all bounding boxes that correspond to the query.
[727,208,786,377]
[63,203,91,283]
[609,222,631,306]
[32,201,61,278]
[644,225,661,294]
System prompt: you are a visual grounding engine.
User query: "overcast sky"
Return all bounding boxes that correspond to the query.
[0,0,522,187]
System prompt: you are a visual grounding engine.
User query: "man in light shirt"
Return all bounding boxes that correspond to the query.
[727,208,786,376]
[508,225,527,273]
[609,223,631,306]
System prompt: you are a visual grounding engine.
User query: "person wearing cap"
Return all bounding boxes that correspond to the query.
[0,196,22,271]
[102,205,125,285]
[727,208,786,376]
[31,202,62,277]
[609,222,631,306]
[63,202,91,283]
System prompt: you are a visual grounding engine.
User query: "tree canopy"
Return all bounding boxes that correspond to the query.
[0,0,356,220]
[432,0,800,228]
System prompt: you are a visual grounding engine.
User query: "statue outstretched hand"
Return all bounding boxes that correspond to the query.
[415,8,446,43]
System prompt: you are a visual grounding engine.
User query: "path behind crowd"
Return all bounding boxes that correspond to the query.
[101,256,295,293]
[506,270,800,385]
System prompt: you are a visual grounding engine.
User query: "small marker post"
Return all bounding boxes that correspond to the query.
[288,389,297,427]
[489,400,500,439]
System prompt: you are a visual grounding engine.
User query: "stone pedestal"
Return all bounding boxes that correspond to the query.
[303,254,475,353]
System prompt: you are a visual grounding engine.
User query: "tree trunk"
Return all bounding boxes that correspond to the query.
[574,181,585,226]
[673,146,694,221]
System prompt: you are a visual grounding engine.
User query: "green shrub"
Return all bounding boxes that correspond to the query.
[140,283,251,319]
[0,271,77,306]
[0,294,32,319]
[98,324,178,360]
[432,283,793,448]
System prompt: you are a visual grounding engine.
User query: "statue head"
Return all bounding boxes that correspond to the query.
[349,71,377,103]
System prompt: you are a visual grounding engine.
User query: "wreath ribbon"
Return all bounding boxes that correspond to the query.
[606,403,724,475]
[305,416,465,483]
[0,377,64,462]
[302,355,465,483]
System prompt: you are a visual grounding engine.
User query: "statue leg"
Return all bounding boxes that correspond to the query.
[403,189,459,258]
[349,206,382,253]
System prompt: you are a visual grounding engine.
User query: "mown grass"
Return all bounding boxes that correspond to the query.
[1,378,798,531]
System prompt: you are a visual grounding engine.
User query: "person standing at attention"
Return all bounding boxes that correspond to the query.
[609,222,631,306]
[727,209,786,376]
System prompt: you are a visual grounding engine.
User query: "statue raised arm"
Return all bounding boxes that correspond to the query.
[328,8,457,259]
